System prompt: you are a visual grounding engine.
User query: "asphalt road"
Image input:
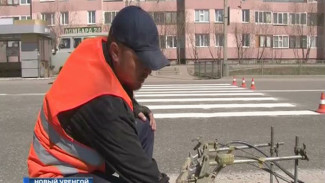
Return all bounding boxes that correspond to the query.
[0,76,324,183]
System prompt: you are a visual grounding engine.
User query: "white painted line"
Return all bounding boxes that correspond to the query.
[0,93,45,96]
[141,85,237,89]
[258,89,325,92]
[135,93,265,97]
[137,97,278,103]
[139,87,245,92]
[154,110,319,119]
[138,87,246,91]
[136,90,253,94]
[148,103,295,110]
[142,84,231,87]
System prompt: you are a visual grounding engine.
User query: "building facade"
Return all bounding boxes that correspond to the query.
[0,0,324,67]
[182,0,324,63]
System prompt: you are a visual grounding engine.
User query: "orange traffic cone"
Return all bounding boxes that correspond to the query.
[241,77,246,88]
[232,76,237,86]
[250,78,256,90]
[316,92,325,113]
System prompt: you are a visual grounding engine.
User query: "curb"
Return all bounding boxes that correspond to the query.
[0,77,56,81]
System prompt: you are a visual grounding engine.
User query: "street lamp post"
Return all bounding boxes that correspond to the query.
[223,0,228,77]
[30,0,33,19]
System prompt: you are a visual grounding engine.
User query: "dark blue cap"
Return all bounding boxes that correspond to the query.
[109,6,169,70]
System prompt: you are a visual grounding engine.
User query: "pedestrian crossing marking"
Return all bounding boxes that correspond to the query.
[135,93,264,97]
[135,83,319,118]
[137,90,253,94]
[138,87,246,92]
[147,103,295,110]
[153,111,319,119]
[137,97,278,103]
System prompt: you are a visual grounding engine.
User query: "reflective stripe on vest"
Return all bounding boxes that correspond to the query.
[39,107,104,167]
[32,133,78,175]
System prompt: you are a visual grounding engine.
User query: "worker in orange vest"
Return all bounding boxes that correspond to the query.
[27,6,170,183]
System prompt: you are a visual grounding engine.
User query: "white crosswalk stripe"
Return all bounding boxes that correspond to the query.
[136,83,319,118]
[146,103,295,110]
[137,97,278,103]
[135,93,264,97]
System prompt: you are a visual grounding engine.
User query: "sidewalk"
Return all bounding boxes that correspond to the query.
[0,65,324,82]
[147,64,325,83]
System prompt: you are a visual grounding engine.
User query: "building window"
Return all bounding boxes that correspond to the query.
[165,12,177,24]
[242,34,250,47]
[273,12,288,25]
[215,9,224,23]
[104,11,118,24]
[195,34,209,47]
[20,15,31,20]
[7,41,19,48]
[166,36,177,48]
[149,11,177,25]
[60,12,69,25]
[289,13,307,25]
[289,36,320,49]
[255,11,271,24]
[88,11,96,24]
[195,10,209,23]
[289,36,307,48]
[42,13,55,26]
[153,12,165,24]
[273,35,289,48]
[309,36,319,48]
[215,34,224,47]
[159,35,166,49]
[20,0,30,5]
[259,35,272,48]
[0,0,19,5]
[242,9,250,23]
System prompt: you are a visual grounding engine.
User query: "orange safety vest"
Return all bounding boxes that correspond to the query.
[27,37,133,177]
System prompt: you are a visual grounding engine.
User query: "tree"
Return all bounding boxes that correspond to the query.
[285,3,320,74]
[39,2,77,48]
[208,23,223,63]
[206,23,223,78]
[253,5,273,74]
[287,3,319,64]
[186,23,199,62]
[234,23,252,63]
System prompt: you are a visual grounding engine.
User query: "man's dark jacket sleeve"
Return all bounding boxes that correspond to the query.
[58,95,160,183]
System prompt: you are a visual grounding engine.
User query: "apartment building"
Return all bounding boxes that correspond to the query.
[0,0,324,67]
[181,0,324,62]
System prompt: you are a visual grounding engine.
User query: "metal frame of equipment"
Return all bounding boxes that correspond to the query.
[176,127,309,183]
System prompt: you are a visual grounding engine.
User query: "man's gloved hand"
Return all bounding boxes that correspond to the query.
[159,173,170,183]
[133,101,156,131]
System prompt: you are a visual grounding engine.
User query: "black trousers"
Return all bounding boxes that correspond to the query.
[68,118,155,183]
